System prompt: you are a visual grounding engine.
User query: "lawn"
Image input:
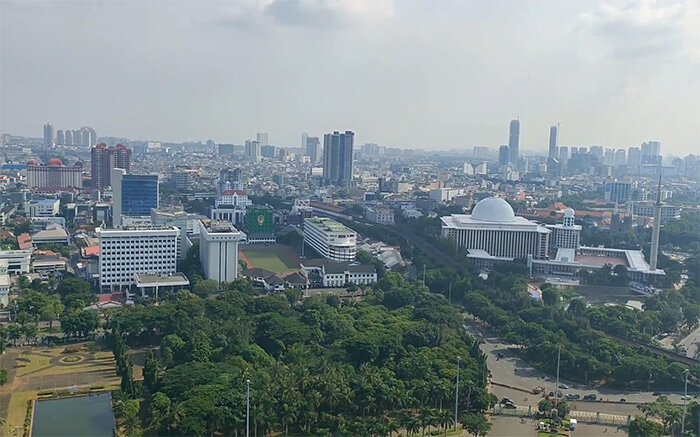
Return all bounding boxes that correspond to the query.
[240,244,301,273]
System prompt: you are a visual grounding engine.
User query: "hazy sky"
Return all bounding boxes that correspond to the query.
[1,0,699,155]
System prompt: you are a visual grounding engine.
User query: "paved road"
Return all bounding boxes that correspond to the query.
[678,324,700,360]
[463,315,693,413]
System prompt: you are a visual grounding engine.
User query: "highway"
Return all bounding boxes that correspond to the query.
[462,314,693,417]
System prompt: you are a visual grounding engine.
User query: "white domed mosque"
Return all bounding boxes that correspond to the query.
[441,196,551,261]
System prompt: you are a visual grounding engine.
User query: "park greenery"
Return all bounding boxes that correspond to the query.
[105,275,496,436]
[1,275,99,348]
[348,215,700,391]
[633,396,699,437]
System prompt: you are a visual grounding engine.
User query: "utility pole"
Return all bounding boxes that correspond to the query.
[554,346,561,409]
[681,369,689,435]
[454,356,461,430]
[246,379,251,437]
[448,282,452,304]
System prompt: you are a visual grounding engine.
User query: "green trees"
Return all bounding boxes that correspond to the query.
[628,416,664,437]
[60,310,99,339]
[637,396,684,435]
[103,277,492,436]
[460,412,491,437]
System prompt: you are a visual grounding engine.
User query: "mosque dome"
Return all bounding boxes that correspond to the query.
[471,197,515,222]
[48,158,63,166]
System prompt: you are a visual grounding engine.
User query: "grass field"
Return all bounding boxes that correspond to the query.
[240,244,301,273]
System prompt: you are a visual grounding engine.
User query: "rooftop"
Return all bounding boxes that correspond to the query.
[134,272,190,287]
[305,217,355,234]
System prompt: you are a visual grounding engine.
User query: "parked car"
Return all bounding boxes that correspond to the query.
[583,394,598,401]
[620,398,627,403]
[566,394,581,401]
[558,384,570,389]
[500,397,514,405]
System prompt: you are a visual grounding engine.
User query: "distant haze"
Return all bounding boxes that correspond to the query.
[1,0,699,155]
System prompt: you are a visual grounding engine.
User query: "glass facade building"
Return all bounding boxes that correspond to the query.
[121,174,159,216]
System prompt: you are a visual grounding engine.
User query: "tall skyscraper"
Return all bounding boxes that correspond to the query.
[245,140,261,161]
[306,136,321,163]
[256,132,269,146]
[65,130,74,146]
[641,141,661,164]
[548,125,558,159]
[112,168,159,228]
[627,147,641,173]
[301,132,308,149]
[614,149,626,168]
[43,123,54,147]
[323,130,354,186]
[508,119,520,163]
[73,129,83,147]
[498,145,510,167]
[56,130,65,146]
[91,143,132,189]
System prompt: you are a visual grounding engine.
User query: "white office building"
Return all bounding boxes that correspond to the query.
[441,197,550,261]
[96,226,179,291]
[198,220,247,283]
[0,249,33,274]
[25,199,60,218]
[546,208,581,250]
[303,217,357,262]
[633,202,681,223]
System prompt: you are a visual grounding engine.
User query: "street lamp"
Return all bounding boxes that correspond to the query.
[681,369,689,435]
[454,356,460,430]
[246,379,251,437]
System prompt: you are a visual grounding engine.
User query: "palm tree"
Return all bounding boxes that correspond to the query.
[438,409,453,437]
[385,416,399,437]
[418,408,435,437]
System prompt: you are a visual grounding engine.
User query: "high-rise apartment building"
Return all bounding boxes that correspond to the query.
[301,132,308,149]
[198,220,246,283]
[499,145,510,167]
[627,147,641,172]
[306,137,321,163]
[91,143,132,189]
[26,158,83,189]
[323,130,354,186]
[245,140,261,161]
[56,130,65,146]
[256,132,269,146]
[112,168,159,228]
[614,149,627,168]
[43,123,54,147]
[589,146,604,158]
[508,119,520,163]
[65,130,74,146]
[641,141,661,165]
[548,125,558,159]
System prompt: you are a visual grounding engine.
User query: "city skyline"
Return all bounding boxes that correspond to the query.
[1,1,699,155]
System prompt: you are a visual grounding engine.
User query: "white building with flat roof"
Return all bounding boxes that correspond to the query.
[0,259,9,307]
[96,226,179,291]
[198,220,247,283]
[546,208,581,250]
[303,217,357,262]
[441,197,550,260]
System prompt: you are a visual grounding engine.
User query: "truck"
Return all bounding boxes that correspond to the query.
[569,419,577,430]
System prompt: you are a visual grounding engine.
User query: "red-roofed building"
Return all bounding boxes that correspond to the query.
[17,233,33,250]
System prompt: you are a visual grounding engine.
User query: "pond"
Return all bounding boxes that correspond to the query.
[31,392,115,437]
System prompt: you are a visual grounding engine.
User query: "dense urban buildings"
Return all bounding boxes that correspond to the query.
[90,143,132,189]
[322,130,354,187]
